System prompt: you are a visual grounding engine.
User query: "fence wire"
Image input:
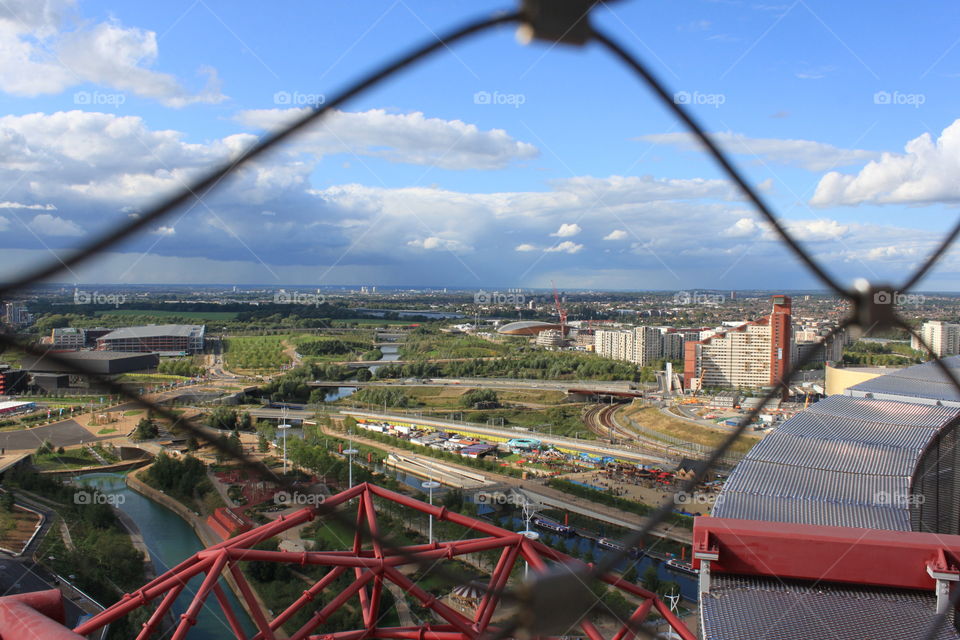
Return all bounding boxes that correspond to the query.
[1,3,958,640]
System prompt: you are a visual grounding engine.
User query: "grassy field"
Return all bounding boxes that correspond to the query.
[223,335,291,372]
[33,446,117,471]
[391,386,567,409]
[621,405,759,453]
[399,332,510,360]
[95,309,238,321]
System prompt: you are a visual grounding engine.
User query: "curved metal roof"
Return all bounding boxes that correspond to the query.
[712,394,959,529]
[496,321,561,335]
[703,361,960,640]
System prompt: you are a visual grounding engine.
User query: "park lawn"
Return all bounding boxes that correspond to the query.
[97,427,118,435]
[33,448,103,471]
[123,410,144,416]
[621,405,759,454]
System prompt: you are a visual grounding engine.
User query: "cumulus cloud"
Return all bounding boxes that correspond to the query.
[811,119,960,206]
[29,213,84,236]
[0,0,225,106]
[544,241,583,254]
[603,229,628,241]
[515,243,537,252]
[236,108,538,170]
[639,131,879,171]
[551,223,582,237]
[152,226,176,236]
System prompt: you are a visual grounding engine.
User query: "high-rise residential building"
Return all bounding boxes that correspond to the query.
[632,326,662,366]
[684,295,792,393]
[594,326,665,366]
[911,320,960,357]
[661,331,685,361]
[595,328,634,362]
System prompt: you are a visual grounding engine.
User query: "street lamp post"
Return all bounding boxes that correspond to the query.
[344,440,359,488]
[278,421,292,473]
[422,479,440,543]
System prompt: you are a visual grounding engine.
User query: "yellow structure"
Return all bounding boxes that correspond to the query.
[824,364,893,396]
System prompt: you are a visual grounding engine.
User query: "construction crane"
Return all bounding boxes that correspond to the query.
[551,280,567,336]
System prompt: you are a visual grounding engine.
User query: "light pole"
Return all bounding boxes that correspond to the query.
[278,410,292,473]
[517,499,541,579]
[422,479,440,543]
[344,440,359,488]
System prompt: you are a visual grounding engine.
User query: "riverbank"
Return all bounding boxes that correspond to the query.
[126,467,281,638]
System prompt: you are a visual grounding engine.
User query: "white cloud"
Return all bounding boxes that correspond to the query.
[639,131,879,171]
[29,213,84,236]
[545,241,583,254]
[0,201,56,210]
[603,229,628,241]
[515,243,537,252]
[236,108,538,171]
[407,236,471,252]
[812,119,960,206]
[153,226,176,236]
[551,223,582,238]
[0,0,225,106]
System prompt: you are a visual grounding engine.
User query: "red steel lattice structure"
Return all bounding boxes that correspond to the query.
[0,483,694,640]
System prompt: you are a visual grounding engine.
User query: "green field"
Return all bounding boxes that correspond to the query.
[223,335,291,372]
[95,309,238,321]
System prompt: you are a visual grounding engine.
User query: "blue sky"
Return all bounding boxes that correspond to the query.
[2,0,960,291]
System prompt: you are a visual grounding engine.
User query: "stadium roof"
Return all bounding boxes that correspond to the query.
[714,394,960,530]
[847,356,960,406]
[703,361,960,640]
[497,321,561,335]
[99,324,205,340]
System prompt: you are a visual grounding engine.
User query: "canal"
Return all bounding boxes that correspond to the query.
[76,473,256,639]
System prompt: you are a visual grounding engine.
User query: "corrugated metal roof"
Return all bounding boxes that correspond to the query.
[712,394,959,529]
[99,324,204,340]
[847,356,960,404]
[702,575,959,640]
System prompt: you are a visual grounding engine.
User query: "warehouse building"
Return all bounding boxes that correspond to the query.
[96,324,205,355]
[23,350,159,375]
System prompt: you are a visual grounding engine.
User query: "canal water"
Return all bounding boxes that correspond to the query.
[76,473,256,639]
[368,345,400,375]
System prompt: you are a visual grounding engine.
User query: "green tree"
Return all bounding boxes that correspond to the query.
[0,491,14,512]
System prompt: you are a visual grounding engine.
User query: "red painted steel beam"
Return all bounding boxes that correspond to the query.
[213,582,250,640]
[229,561,278,640]
[290,571,376,640]
[0,598,84,640]
[135,583,184,640]
[171,550,230,640]
[252,565,348,640]
[693,516,960,590]
[381,566,477,638]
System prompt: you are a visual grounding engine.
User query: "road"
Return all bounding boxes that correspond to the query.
[315,421,691,545]
[309,377,641,393]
